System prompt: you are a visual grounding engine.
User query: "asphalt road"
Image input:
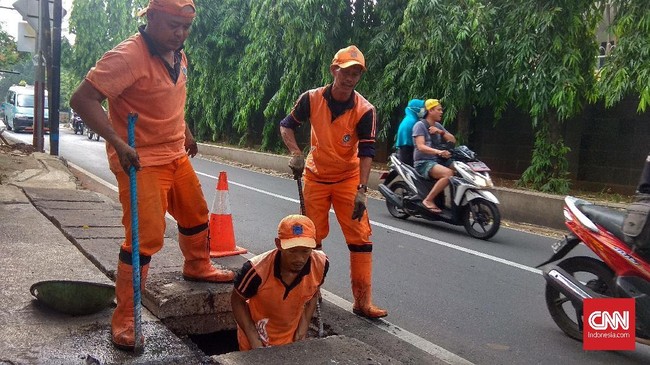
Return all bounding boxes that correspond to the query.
[9,127,650,364]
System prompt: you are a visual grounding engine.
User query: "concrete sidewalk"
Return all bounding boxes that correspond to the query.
[0,143,451,363]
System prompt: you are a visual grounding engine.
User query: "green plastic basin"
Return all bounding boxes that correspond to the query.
[30,280,115,316]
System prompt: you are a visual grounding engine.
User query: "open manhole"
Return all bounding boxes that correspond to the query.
[188,319,336,355]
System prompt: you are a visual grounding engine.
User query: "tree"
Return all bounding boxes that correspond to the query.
[361,0,410,143]
[0,29,23,71]
[0,28,32,97]
[496,0,602,193]
[396,0,499,143]
[66,0,143,83]
[185,0,251,142]
[597,1,650,113]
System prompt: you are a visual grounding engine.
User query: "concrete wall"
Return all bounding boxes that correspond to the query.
[468,98,649,195]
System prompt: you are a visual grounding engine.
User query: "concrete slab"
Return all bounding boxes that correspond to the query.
[32,199,120,210]
[37,208,124,227]
[145,272,232,316]
[0,190,202,364]
[62,226,127,239]
[23,186,106,202]
[211,335,403,365]
[0,184,30,204]
[11,154,77,189]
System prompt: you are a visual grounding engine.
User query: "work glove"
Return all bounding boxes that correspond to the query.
[289,153,305,180]
[351,189,367,221]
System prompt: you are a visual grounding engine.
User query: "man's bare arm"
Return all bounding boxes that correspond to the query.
[70,81,139,172]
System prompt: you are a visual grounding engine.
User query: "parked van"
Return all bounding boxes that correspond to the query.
[1,84,49,133]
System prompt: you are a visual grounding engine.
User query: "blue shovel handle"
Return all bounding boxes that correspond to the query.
[127,112,142,351]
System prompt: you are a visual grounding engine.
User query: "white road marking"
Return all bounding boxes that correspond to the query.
[196,171,542,275]
[321,290,475,365]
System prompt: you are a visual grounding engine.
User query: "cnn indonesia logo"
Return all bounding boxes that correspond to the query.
[583,298,635,351]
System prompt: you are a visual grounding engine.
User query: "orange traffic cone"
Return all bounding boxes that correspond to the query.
[209,171,248,258]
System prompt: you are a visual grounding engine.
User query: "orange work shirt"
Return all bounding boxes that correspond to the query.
[234,249,329,350]
[85,30,188,172]
[300,87,375,182]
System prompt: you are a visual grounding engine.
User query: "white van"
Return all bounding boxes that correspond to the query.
[1,84,49,133]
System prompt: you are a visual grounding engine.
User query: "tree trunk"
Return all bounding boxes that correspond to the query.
[456,106,471,144]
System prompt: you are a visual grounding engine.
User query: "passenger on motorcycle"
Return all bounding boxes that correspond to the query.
[394,98,426,166]
[412,99,456,214]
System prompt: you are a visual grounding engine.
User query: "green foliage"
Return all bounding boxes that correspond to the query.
[496,0,600,193]
[0,29,23,70]
[185,0,251,143]
[597,1,650,113]
[518,124,571,194]
[62,0,650,196]
[396,0,499,140]
[66,0,143,86]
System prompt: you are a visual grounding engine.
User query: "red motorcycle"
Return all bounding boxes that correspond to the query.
[538,183,650,344]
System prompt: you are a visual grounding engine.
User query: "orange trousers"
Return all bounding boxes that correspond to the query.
[115,155,209,257]
[303,175,372,248]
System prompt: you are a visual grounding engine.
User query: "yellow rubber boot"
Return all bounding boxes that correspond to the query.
[111,260,149,351]
[350,251,388,319]
[179,228,234,282]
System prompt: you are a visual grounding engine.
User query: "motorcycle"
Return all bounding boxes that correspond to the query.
[537,194,650,344]
[72,113,84,135]
[86,127,101,141]
[378,145,501,240]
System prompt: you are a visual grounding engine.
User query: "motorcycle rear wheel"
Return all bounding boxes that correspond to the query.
[463,199,500,239]
[545,256,615,341]
[385,181,410,219]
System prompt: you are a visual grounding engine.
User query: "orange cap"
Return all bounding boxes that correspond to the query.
[137,0,196,18]
[331,45,366,71]
[277,215,317,249]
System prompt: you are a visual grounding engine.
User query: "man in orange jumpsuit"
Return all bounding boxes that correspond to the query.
[232,215,329,350]
[279,45,387,318]
[70,0,234,350]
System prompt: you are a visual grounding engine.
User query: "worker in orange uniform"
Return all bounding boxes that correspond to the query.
[279,45,387,319]
[70,0,234,351]
[232,215,329,350]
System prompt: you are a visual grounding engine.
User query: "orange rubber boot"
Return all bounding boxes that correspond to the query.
[111,260,149,351]
[350,251,388,319]
[179,228,234,282]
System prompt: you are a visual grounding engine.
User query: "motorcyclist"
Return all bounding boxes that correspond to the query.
[394,99,425,166]
[412,99,456,213]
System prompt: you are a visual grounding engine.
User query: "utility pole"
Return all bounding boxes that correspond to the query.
[32,0,48,152]
[50,0,61,156]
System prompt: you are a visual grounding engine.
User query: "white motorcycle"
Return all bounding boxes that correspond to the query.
[378,145,501,240]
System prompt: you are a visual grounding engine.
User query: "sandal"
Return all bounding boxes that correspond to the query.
[422,201,442,214]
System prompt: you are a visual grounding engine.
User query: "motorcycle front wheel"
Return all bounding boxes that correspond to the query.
[385,181,410,219]
[463,198,500,239]
[545,256,615,341]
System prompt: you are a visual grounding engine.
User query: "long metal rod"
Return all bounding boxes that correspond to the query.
[296,177,324,338]
[128,113,142,352]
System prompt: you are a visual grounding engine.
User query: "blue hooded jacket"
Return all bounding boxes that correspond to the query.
[395,99,425,148]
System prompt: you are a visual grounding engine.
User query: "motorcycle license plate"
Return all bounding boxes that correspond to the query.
[467,161,490,172]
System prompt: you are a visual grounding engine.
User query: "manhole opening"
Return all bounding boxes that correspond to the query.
[188,319,337,356]
[189,329,239,356]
